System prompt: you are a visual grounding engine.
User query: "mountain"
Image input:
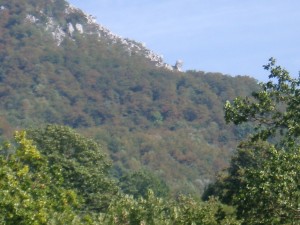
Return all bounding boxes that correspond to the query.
[0,0,259,196]
[1,0,174,68]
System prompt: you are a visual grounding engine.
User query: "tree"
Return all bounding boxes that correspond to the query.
[27,124,118,212]
[99,190,240,225]
[211,140,300,224]
[119,170,170,199]
[0,129,240,225]
[206,58,300,224]
[0,131,84,224]
[224,57,300,145]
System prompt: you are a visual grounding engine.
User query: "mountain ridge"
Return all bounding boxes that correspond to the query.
[5,0,177,70]
[0,0,259,196]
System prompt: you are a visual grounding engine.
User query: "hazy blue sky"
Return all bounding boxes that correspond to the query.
[68,0,300,81]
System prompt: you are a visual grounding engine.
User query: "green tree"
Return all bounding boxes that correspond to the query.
[27,125,118,212]
[224,58,300,145]
[0,131,83,225]
[206,58,300,224]
[231,141,300,224]
[100,190,239,225]
[119,170,170,198]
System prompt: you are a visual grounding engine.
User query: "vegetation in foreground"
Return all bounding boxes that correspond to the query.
[0,127,238,225]
[204,58,300,224]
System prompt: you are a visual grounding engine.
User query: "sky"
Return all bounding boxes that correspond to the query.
[68,0,300,82]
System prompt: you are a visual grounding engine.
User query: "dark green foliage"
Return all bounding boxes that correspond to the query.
[119,170,170,198]
[205,59,300,224]
[0,131,86,224]
[0,127,241,224]
[0,128,241,224]
[27,125,118,212]
[100,191,240,224]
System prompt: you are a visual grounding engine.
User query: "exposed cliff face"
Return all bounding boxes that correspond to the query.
[11,1,174,70]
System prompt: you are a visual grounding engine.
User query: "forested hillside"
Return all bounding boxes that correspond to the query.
[0,0,259,197]
[1,63,298,224]
[1,0,299,224]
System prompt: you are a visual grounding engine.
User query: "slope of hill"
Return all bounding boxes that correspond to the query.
[0,0,259,195]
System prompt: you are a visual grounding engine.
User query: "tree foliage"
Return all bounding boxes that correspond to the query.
[27,124,118,212]
[0,128,241,224]
[205,58,300,224]
[99,191,239,225]
[0,131,85,224]
[225,57,300,145]
[119,170,170,199]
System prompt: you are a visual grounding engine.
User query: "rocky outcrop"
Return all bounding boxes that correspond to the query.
[45,17,66,46]
[173,60,184,72]
[23,2,178,71]
[75,23,83,34]
[63,4,176,70]
[68,23,74,35]
[25,14,39,23]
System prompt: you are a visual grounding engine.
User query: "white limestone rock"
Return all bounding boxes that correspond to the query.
[65,4,77,15]
[75,23,83,34]
[46,17,66,46]
[86,14,97,24]
[163,64,174,71]
[173,60,183,71]
[68,23,75,35]
[40,3,175,69]
[25,14,39,23]
[52,27,66,46]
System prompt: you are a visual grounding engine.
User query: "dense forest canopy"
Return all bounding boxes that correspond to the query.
[0,0,299,224]
[1,64,299,224]
[0,0,259,197]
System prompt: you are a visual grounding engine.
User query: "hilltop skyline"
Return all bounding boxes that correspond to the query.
[68,0,300,81]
